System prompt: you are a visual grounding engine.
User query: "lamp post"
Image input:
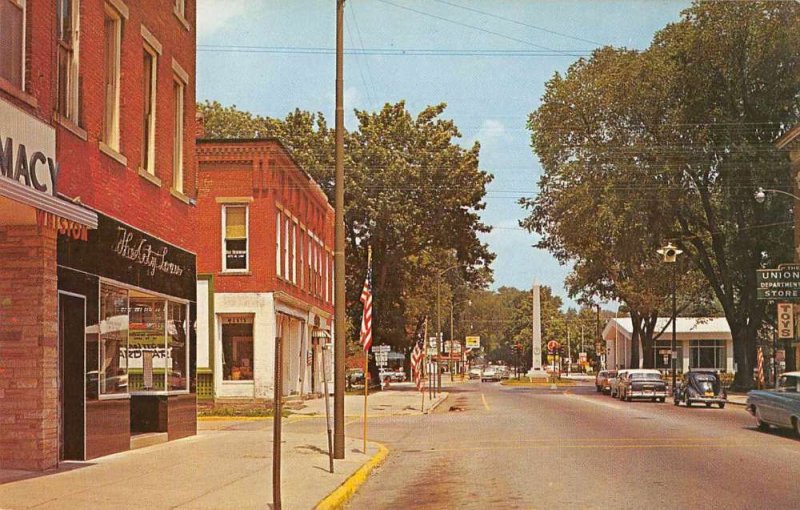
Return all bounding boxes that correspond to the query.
[437,264,459,394]
[449,299,471,381]
[658,243,683,394]
[754,186,800,384]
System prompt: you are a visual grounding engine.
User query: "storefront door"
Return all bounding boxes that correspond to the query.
[58,293,85,461]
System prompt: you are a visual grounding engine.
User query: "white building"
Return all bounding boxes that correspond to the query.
[602,317,734,373]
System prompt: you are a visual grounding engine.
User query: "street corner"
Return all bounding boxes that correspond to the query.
[315,442,389,510]
[425,392,450,414]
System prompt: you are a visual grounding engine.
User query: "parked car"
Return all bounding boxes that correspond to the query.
[468,368,483,380]
[618,369,667,402]
[610,370,628,398]
[595,370,617,393]
[674,370,726,408]
[746,371,800,436]
[481,367,500,382]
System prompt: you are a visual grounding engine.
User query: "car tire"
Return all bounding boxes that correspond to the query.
[625,393,632,402]
[596,385,601,392]
[793,417,800,437]
[705,403,712,408]
[658,398,665,403]
[718,403,725,409]
[754,407,770,431]
[673,397,679,406]
[685,399,692,407]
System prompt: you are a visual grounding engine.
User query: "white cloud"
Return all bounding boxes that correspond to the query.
[470,119,512,147]
[197,0,259,37]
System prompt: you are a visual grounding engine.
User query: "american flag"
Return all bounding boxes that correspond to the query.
[359,263,373,352]
[410,316,427,392]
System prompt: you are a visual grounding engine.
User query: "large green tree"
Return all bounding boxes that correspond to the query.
[523,1,800,387]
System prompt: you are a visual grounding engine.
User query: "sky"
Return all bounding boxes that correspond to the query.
[196,0,691,309]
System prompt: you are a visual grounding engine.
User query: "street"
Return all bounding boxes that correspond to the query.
[340,380,800,509]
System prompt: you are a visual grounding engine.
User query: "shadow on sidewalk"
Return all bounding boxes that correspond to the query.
[0,461,94,486]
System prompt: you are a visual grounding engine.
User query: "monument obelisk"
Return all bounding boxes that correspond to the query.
[528,283,546,378]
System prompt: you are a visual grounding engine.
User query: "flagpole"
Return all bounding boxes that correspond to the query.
[422,317,428,413]
[363,245,372,454]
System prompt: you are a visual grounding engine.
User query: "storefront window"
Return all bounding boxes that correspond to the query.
[221,316,254,381]
[99,284,129,395]
[96,284,190,394]
[689,339,725,369]
[168,302,188,390]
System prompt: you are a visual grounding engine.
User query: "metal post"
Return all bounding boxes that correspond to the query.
[671,262,677,392]
[449,302,454,382]
[333,0,346,460]
[321,343,334,473]
[273,322,283,510]
[774,328,779,389]
[436,276,441,395]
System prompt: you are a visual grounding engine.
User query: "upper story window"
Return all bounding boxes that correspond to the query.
[172,77,185,192]
[223,205,248,272]
[102,4,122,151]
[0,0,25,90]
[57,0,81,123]
[175,0,184,16]
[141,44,157,175]
[276,210,282,278]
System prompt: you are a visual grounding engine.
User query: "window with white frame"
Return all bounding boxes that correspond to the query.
[276,210,282,277]
[172,77,185,192]
[142,44,157,174]
[299,228,305,288]
[307,237,312,292]
[292,221,298,284]
[102,4,122,150]
[57,0,80,122]
[0,0,25,90]
[222,205,248,271]
[284,217,290,279]
[325,251,329,302]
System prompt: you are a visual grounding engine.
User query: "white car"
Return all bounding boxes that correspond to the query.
[468,368,483,379]
[481,368,500,382]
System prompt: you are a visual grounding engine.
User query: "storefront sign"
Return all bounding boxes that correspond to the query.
[58,212,196,301]
[36,210,88,241]
[757,264,800,300]
[222,315,254,325]
[778,303,794,339]
[0,103,59,197]
[113,226,186,277]
[465,336,480,349]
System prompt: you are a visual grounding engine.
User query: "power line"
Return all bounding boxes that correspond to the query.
[430,0,604,47]
[197,45,588,57]
[373,0,591,54]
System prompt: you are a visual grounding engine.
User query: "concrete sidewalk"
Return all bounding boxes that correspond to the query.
[0,420,376,510]
[0,388,443,510]
[289,383,448,420]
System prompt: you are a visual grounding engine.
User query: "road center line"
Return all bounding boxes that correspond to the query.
[481,393,490,411]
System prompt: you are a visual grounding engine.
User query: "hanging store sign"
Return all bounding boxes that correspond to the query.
[778,303,794,339]
[0,103,59,197]
[757,264,800,300]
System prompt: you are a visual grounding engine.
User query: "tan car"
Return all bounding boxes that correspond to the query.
[595,370,617,393]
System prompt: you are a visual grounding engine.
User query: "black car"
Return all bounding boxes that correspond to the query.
[673,370,727,408]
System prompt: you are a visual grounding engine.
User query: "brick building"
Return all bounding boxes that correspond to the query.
[1,0,198,470]
[195,139,334,402]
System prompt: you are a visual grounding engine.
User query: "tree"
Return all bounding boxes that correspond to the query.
[522,1,800,386]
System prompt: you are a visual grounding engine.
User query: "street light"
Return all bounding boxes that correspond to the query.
[754,186,800,204]
[437,264,460,394]
[450,298,472,381]
[658,242,683,394]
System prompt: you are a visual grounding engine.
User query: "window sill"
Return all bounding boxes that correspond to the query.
[138,167,162,187]
[0,77,37,108]
[170,187,192,204]
[53,112,87,141]
[130,390,190,396]
[174,9,191,31]
[221,380,254,384]
[219,270,251,276]
[99,141,128,166]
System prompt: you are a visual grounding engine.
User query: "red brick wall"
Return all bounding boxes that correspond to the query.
[196,140,334,314]
[54,0,198,251]
[0,225,58,471]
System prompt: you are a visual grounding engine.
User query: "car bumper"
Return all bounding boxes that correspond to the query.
[628,390,667,398]
[688,396,727,404]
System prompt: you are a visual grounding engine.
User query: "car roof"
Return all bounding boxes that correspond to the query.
[782,371,800,377]
[627,369,661,374]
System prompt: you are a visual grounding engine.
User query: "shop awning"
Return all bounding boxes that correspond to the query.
[0,178,97,228]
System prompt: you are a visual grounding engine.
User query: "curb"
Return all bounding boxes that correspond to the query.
[425,392,449,414]
[315,442,389,510]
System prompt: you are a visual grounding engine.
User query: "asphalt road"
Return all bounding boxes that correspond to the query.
[344,380,800,510]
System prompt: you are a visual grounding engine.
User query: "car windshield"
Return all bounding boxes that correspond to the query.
[778,376,800,393]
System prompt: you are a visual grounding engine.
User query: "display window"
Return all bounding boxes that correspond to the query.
[97,282,190,396]
[221,315,254,381]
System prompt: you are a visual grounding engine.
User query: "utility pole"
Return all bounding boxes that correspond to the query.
[333,0,346,460]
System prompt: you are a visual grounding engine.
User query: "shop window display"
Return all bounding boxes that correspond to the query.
[222,319,254,381]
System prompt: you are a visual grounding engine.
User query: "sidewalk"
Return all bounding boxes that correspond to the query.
[290,383,448,420]
[0,388,443,510]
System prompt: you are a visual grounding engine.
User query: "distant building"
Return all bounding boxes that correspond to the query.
[602,318,733,372]
[1,0,198,469]
[195,138,334,402]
